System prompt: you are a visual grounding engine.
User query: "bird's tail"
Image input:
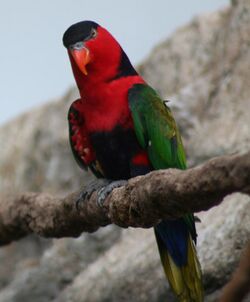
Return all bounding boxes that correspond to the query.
[154,218,204,302]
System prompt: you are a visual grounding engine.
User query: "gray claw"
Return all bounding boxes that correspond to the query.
[76,179,111,210]
[97,180,128,207]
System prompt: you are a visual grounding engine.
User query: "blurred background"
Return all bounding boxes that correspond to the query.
[1,1,250,302]
[0,0,228,125]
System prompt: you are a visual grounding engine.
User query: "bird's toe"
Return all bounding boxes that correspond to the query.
[76,179,111,210]
[97,180,128,208]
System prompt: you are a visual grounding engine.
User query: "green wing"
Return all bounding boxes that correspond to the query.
[129,85,203,299]
[129,83,197,241]
[128,83,186,170]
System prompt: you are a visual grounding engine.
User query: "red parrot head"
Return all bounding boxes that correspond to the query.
[63,20,137,84]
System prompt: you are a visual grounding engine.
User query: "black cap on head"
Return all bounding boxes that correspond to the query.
[63,20,99,48]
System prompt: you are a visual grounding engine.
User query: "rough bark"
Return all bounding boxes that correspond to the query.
[0,151,249,247]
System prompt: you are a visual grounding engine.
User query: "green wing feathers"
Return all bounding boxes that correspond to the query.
[128,84,186,170]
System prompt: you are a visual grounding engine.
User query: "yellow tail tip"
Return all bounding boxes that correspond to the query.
[157,234,204,302]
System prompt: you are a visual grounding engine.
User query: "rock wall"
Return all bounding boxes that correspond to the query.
[0,0,250,301]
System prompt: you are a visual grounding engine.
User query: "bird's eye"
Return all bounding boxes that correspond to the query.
[74,41,84,50]
[90,28,97,39]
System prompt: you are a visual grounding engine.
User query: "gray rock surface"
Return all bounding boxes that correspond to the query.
[0,226,121,302]
[0,0,250,301]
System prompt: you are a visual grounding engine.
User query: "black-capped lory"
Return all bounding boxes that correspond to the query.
[63,21,203,301]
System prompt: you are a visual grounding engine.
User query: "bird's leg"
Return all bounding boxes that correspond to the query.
[97,180,128,208]
[76,178,111,210]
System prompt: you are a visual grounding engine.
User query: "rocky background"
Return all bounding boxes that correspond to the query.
[0,0,250,301]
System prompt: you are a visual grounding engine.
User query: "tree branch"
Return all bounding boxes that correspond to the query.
[0,151,249,246]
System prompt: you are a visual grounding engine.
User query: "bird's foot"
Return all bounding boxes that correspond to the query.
[76,179,111,210]
[97,180,128,208]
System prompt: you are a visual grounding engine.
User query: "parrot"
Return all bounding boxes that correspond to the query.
[63,20,203,301]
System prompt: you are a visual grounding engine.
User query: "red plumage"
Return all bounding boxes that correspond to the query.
[66,23,148,177]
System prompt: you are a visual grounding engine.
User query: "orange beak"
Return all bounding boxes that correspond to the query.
[70,47,90,75]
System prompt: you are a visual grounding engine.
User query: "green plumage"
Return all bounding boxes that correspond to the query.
[128,83,203,301]
[128,84,186,170]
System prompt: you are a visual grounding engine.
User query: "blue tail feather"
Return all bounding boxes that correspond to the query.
[155,219,189,267]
